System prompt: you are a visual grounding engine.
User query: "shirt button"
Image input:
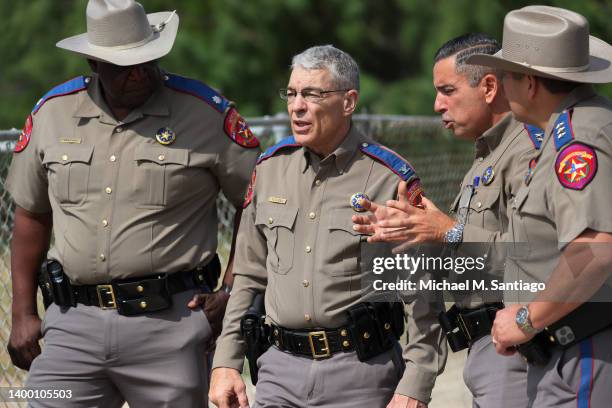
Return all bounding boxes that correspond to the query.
[268,217,274,224]
[305,246,311,253]
[302,280,309,287]
[115,127,123,133]
[61,154,68,161]
[105,187,112,194]
[314,179,321,186]
[102,219,108,227]
[304,314,311,321]
[109,155,117,162]
[99,253,106,261]
[158,154,165,161]
[308,212,316,219]
[478,157,484,162]
[477,202,482,208]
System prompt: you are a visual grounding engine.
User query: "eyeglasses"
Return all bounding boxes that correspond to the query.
[279,88,350,103]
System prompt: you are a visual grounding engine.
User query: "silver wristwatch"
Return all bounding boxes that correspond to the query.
[515,305,541,334]
[444,222,464,248]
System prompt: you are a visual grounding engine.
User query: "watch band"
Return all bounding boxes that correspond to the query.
[444,222,465,248]
[516,305,541,334]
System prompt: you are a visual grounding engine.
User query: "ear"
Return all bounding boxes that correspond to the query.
[343,90,359,116]
[526,75,537,100]
[87,59,99,73]
[481,73,499,104]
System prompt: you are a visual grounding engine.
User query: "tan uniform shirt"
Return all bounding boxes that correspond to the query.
[213,126,446,402]
[7,73,259,284]
[450,114,539,307]
[506,85,612,302]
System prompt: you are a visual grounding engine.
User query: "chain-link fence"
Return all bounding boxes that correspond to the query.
[0,115,473,402]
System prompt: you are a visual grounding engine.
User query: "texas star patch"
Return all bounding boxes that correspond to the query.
[555,143,597,190]
[15,114,33,152]
[224,108,259,148]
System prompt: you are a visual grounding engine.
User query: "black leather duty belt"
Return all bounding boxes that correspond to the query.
[456,303,503,343]
[270,324,354,359]
[439,302,504,352]
[74,269,204,309]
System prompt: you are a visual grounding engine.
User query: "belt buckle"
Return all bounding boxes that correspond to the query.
[308,331,331,359]
[96,284,117,310]
[457,314,473,342]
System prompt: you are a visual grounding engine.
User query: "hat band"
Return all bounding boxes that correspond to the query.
[510,59,590,73]
[88,31,155,52]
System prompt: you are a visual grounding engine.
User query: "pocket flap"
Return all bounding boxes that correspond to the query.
[328,209,362,236]
[469,188,501,213]
[512,186,529,211]
[43,145,94,165]
[255,202,298,229]
[134,146,188,165]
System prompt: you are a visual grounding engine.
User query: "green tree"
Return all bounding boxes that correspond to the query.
[1,0,610,127]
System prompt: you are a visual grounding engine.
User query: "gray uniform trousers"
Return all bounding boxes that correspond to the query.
[527,327,612,408]
[253,344,405,408]
[26,289,212,408]
[463,335,529,408]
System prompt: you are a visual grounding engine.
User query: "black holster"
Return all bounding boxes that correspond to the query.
[199,254,221,290]
[518,301,612,365]
[346,301,404,362]
[240,292,269,385]
[438,303,503,352]
[39,260,75,309]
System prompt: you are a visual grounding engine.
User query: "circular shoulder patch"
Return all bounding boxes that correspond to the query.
[555,143,597,190]
[224,108,260,148]
[15,114,33,153]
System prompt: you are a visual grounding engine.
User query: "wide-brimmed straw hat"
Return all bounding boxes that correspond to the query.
[466,6,612,83]
[56,0,179,66]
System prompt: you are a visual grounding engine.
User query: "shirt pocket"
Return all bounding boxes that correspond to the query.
[507,186,531,258]
[255,202,298,275]
[43,145,94,207]
[327,209,364,276]
[467,188,501,227]
[132,146,189,209]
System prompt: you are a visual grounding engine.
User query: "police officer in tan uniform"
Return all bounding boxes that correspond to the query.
[209,45,447,408]
[5,1,259,407]
[353,33,541,407]
[467,6,612,407]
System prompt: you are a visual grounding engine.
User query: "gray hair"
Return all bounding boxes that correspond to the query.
[291,45,360,91]
[434,33,501,87]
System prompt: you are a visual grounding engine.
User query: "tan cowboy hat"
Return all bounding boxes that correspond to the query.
[56,0,179,66]
[466,6,612,83]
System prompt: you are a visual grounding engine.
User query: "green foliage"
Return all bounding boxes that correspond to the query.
[1,0,611,127]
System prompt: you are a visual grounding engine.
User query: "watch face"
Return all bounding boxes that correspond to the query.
[516,307,528,325]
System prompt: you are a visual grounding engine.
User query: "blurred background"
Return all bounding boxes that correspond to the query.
[0,0,611,406]
[1,0,611,126]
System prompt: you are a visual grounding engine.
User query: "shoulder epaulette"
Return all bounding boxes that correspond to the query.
[163,73,230,113]
[360,142,416,181]
[257,136,300,164]
[524,124,545,150]
[553,110,575,151]
[32,76,89,115]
